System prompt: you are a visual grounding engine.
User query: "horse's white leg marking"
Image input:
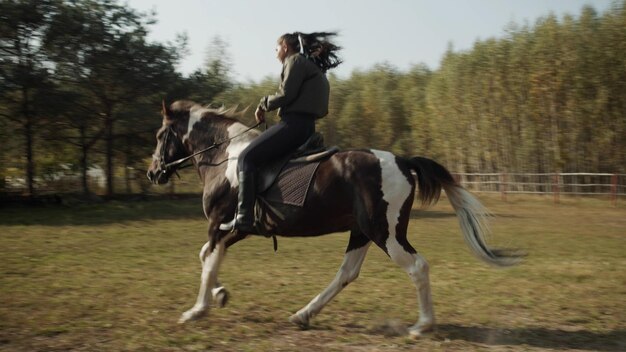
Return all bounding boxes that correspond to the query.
[388,247,435,336]
[199,241,211,265]
[289,243,371,328]
[198,240,228,308]
[372,150,435,336]
[179,234,234,323]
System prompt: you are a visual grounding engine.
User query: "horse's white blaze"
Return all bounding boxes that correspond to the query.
[182,107,205,142]
[371,150,411,256]
[224,123,253,188]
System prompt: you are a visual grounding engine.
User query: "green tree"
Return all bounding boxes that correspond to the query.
[401,64,432,156]
[0,0,59,196]
[44,0,182,196]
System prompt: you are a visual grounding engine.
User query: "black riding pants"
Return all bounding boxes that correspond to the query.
[238,113,316,173]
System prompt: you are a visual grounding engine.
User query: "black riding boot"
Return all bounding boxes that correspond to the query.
[219,171,256,234]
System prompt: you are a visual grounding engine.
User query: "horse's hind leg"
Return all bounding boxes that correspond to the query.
[289,230,371,329]
[369,150,434,336]
[386,236,435,337]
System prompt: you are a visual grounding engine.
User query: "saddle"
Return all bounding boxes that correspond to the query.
[256,132,339,203]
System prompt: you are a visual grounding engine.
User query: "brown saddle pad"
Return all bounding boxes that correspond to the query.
[259,161,320,207]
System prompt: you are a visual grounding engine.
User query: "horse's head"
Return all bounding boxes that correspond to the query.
[146,101,192,185]
[147,99,256,185]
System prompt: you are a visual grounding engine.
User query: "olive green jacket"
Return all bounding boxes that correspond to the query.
[259,53,330,118]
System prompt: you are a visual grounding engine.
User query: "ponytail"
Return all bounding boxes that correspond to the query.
[279,31,342,73]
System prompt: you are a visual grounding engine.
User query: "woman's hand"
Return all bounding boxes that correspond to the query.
[255,106,266,124]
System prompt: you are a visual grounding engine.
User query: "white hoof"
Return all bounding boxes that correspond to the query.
[288,311,310,329]
[178,306,208,324]
[408,321,435,338]
[213,287,229,308]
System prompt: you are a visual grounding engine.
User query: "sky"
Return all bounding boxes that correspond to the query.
[126,0,615,82]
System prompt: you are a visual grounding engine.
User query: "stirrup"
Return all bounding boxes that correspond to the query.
[219,217,256,234]
[219,218,237,232]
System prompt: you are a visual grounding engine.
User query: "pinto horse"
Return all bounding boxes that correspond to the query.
[146,100,519,337]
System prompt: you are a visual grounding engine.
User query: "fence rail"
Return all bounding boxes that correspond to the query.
[451,172,625,205]
[2,170,625,206]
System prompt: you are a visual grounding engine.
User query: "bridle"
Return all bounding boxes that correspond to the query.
[153,126,182,176]
[154,121,263,178]
[153,119,272,247]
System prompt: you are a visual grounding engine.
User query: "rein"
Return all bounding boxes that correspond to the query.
[161,121,263,172]
[157,120,277,251]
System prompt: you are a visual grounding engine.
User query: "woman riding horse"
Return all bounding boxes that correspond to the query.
[219,32,342,233]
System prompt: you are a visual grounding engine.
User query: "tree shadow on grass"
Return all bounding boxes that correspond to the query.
[435,324,626,351]
[0,195,206,226]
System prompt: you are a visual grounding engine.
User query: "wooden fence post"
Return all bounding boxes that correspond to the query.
[500,173,507,202]
[611,174,618,206]
[553,173,560,204]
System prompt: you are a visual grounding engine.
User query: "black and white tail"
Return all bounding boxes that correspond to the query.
[409,157,521,267]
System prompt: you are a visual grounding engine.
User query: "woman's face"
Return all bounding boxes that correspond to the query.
[276,40,289,63]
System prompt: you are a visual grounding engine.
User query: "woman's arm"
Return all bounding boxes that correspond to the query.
[258,55,307,112]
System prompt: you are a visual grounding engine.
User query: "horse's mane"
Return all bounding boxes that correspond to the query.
[170,100,246,121]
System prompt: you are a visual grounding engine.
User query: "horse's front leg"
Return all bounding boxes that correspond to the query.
[198,241,230,308]
[179,234,233,323]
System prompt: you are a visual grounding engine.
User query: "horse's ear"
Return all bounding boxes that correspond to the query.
[162,99,173,121]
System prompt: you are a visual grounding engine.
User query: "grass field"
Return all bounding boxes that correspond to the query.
[1,195,625,351]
